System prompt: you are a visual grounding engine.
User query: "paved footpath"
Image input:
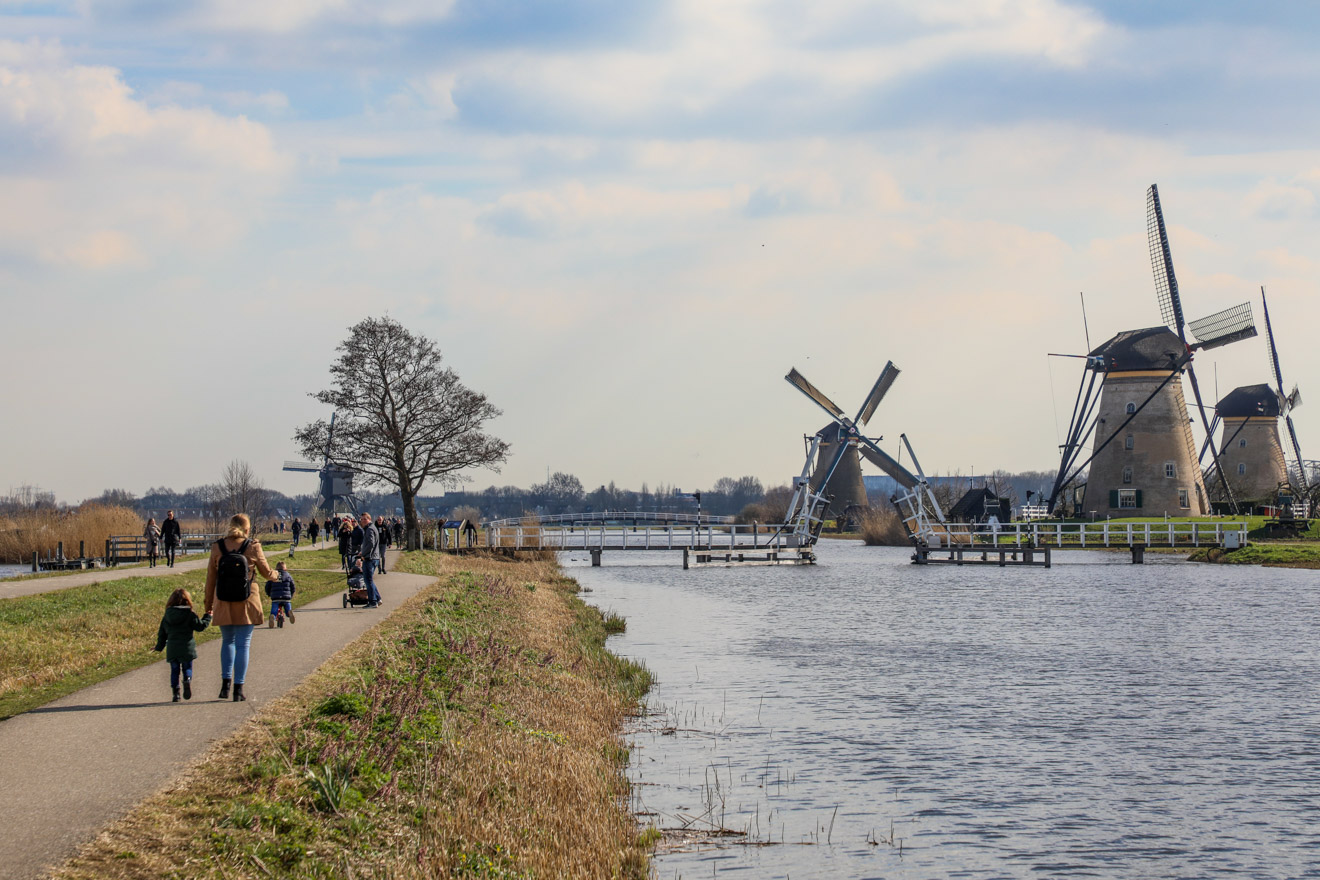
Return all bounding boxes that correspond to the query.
[0,551,431,880]
[0,539,337,600]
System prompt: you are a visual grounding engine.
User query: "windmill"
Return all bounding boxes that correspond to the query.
[782,363,946,544]
[283,413,360,515]
[1046,184,1257,516]
[1205,288,1305,508]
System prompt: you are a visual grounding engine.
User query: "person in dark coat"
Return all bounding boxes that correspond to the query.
[161,510,182,567]
[308,519,319,546]
[338,520,354,571]
[154,587,211,701]
[264,561,297,628]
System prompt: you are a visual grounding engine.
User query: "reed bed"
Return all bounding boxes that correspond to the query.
[858,508,908,546]
[0,504,142,564]
[54,551,653,880]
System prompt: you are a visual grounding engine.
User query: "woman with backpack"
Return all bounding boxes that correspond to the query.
[203,513,278,702]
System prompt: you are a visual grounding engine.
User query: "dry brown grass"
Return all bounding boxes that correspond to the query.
[54,552,652,880]
[0,504,142,563]
[858,507,908,546]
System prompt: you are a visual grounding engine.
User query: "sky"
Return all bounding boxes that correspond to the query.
[3,0,1319,503]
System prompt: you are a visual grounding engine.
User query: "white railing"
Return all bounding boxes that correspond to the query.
[484,510,736,528]
[484,522,803,551]
[925,520,1248,548]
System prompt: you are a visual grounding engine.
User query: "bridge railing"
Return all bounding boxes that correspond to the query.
[483,522,802,551]
[107,533,223,564]
[484,510,736,529]
[927,521,1247,548]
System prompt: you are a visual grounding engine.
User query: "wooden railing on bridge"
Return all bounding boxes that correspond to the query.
[929,520,1248,549]
[106,533,223,565]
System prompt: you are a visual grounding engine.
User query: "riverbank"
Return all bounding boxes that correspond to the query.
[52,551,653,880]
[1187,543,1320,568]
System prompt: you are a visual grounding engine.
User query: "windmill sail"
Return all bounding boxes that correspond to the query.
[1187,302,1256,351]
[1262,288,1306,488]
[785,368,845,418]
[1147,184,1185,336]
[855,362,900,426]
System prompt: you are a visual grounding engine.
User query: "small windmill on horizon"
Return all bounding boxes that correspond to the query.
[283,412,360,515]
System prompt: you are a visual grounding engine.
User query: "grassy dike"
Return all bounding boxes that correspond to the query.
[1187,543,1320,569]
[0,546,348,720]
[53,551,654,880]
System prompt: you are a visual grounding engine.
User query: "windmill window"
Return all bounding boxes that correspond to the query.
[1239,438,1247,448]
[1118,489,1138,509]
[1123,466,1133,484]
[1238,463,1247,476]
[1124,434,1135,450]
[1125,402,1136,414]
[1165,462,1177,479]
[1179,488,1190,509]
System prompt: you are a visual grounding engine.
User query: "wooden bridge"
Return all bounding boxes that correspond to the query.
[480,512,816,567]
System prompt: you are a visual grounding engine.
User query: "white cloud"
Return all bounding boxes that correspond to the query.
[0,39,288,268]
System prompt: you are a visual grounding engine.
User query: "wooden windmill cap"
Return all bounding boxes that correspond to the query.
[1088,326,1184,372]
[1216,383,1281,418]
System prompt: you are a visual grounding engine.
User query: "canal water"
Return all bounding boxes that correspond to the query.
[565,541,1320,879]
[0,563,30,580]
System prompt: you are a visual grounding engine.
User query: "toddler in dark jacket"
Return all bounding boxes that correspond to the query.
[265,561,297,628]
[154,588,211,701]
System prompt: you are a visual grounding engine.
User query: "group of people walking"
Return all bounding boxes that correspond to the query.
[142,510,182,568]
[152,510,394,703]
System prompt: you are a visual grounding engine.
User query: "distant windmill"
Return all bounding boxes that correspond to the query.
[783,363,946,542]
[1047,184,1258,516]
[283,413,360,515]
[1205,288,1305,507]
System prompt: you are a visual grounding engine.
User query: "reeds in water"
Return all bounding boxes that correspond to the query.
[0,504,142,563]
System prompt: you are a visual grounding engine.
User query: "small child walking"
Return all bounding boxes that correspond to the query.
[153,588,211,701]
[265,561,297,628]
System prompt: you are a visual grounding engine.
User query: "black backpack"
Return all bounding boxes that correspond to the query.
[215,538,252,602]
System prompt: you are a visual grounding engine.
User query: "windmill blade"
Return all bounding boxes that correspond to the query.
[855,361,900,426]
[785,368,846,421]
[813,430,854,495]
[1285,415,1308,490]
[1147,184,1186,340]
[1187,301,1257,351]
[1261,287,1286,394]
[855,437,919,490]
[323,412,338,466]
[283,460,321,472]
[1288,386,1302,412]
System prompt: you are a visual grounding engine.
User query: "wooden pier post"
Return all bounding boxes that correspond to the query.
[1131,544,1145,564]
[590,549,602,567]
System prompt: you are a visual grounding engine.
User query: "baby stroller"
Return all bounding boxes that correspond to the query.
[342,561,371,608]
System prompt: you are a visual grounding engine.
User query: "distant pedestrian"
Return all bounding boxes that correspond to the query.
[356,512,382,607]
[265,561,297,628]
[143,518,161,568]
[204,513,279,702]
[337,520,353,570]
[351,517,364,556]
[324,517,333,540]
[291,517,302,545]
[161,510,182,567]
[308,520,319,546]
[376,515,389,573]
[153,588,211,702]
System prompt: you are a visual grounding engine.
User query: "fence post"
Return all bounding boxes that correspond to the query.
[105,538,112,566]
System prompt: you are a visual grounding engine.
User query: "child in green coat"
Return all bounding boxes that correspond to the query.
[154,588,212,701]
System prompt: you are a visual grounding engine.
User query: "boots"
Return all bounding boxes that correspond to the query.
[183,679,192,700]
[268,615,275,628]
[172,687,181,702]
[288,610,295,624]
[219,678,231,699]
[232,683,246,702]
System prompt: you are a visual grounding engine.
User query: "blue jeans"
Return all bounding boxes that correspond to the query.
[219,624,255,684]
[270,600,293,619]
[363,557,380,605]
[169,660,192,689]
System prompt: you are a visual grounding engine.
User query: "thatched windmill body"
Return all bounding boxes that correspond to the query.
[1048,185,1257,516]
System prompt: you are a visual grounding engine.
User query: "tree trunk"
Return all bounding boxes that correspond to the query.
[402,485,421,550]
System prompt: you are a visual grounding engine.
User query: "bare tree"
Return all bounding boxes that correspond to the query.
[220,460,266,526]
[296,316,510,548]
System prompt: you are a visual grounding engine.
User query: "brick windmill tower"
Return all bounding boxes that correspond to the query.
[1206,288,1305,508]
[1047,185,1257,516]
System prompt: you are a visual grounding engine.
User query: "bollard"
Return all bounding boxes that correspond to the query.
[32,551,38,572]
[57,541,65,563]
[79,540,85,560]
